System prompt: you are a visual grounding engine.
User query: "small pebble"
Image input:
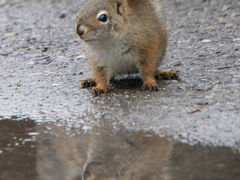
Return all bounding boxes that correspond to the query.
[196,102,209,106]
[233,38,240,42]
[59,13,66,19]
[42,47,49,52]
[201,39,212,43]
[28,132,40,136]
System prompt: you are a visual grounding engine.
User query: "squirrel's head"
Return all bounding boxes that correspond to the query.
[76,0,138,43]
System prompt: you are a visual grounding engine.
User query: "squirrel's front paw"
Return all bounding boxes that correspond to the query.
[92,87,108,96]
[141,81,159,91]
[80,78,96,88]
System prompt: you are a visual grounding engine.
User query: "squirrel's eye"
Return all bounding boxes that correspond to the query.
[98,13,108,22]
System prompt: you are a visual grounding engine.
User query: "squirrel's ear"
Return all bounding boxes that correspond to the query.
[121,0,139,7]
[115,1,124,15]
[115,0,137,15]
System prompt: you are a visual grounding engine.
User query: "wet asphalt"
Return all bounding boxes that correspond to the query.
[0,0,240,179]
[1,119,240,180]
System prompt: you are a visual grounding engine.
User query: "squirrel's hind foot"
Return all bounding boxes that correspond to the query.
[155,70,180,80]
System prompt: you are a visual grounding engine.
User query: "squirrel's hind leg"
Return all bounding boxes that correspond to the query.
[154,70,180,80]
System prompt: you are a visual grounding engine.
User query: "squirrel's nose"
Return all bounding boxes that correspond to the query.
[76,25,85,37]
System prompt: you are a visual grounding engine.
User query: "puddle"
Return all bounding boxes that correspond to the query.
[0,118,240,180]
[0,118,37,180]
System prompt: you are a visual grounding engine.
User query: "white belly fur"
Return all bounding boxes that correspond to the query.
[86,40,139,80]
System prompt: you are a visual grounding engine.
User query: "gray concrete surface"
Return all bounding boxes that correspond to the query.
[0,0,240,152]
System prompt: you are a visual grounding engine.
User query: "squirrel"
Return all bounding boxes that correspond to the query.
[76,0,179,96]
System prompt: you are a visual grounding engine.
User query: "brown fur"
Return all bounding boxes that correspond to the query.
[76,0,170,95]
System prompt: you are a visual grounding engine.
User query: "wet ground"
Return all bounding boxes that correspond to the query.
[1,119,240,180]
[0,0,240,179]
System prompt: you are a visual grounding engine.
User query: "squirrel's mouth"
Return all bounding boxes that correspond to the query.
[84,39,96,42]
[82,37,97,42]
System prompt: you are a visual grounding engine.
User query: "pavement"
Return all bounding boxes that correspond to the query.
[0,0,240,179]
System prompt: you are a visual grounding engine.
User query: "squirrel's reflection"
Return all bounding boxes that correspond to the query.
[37,125,173,180]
